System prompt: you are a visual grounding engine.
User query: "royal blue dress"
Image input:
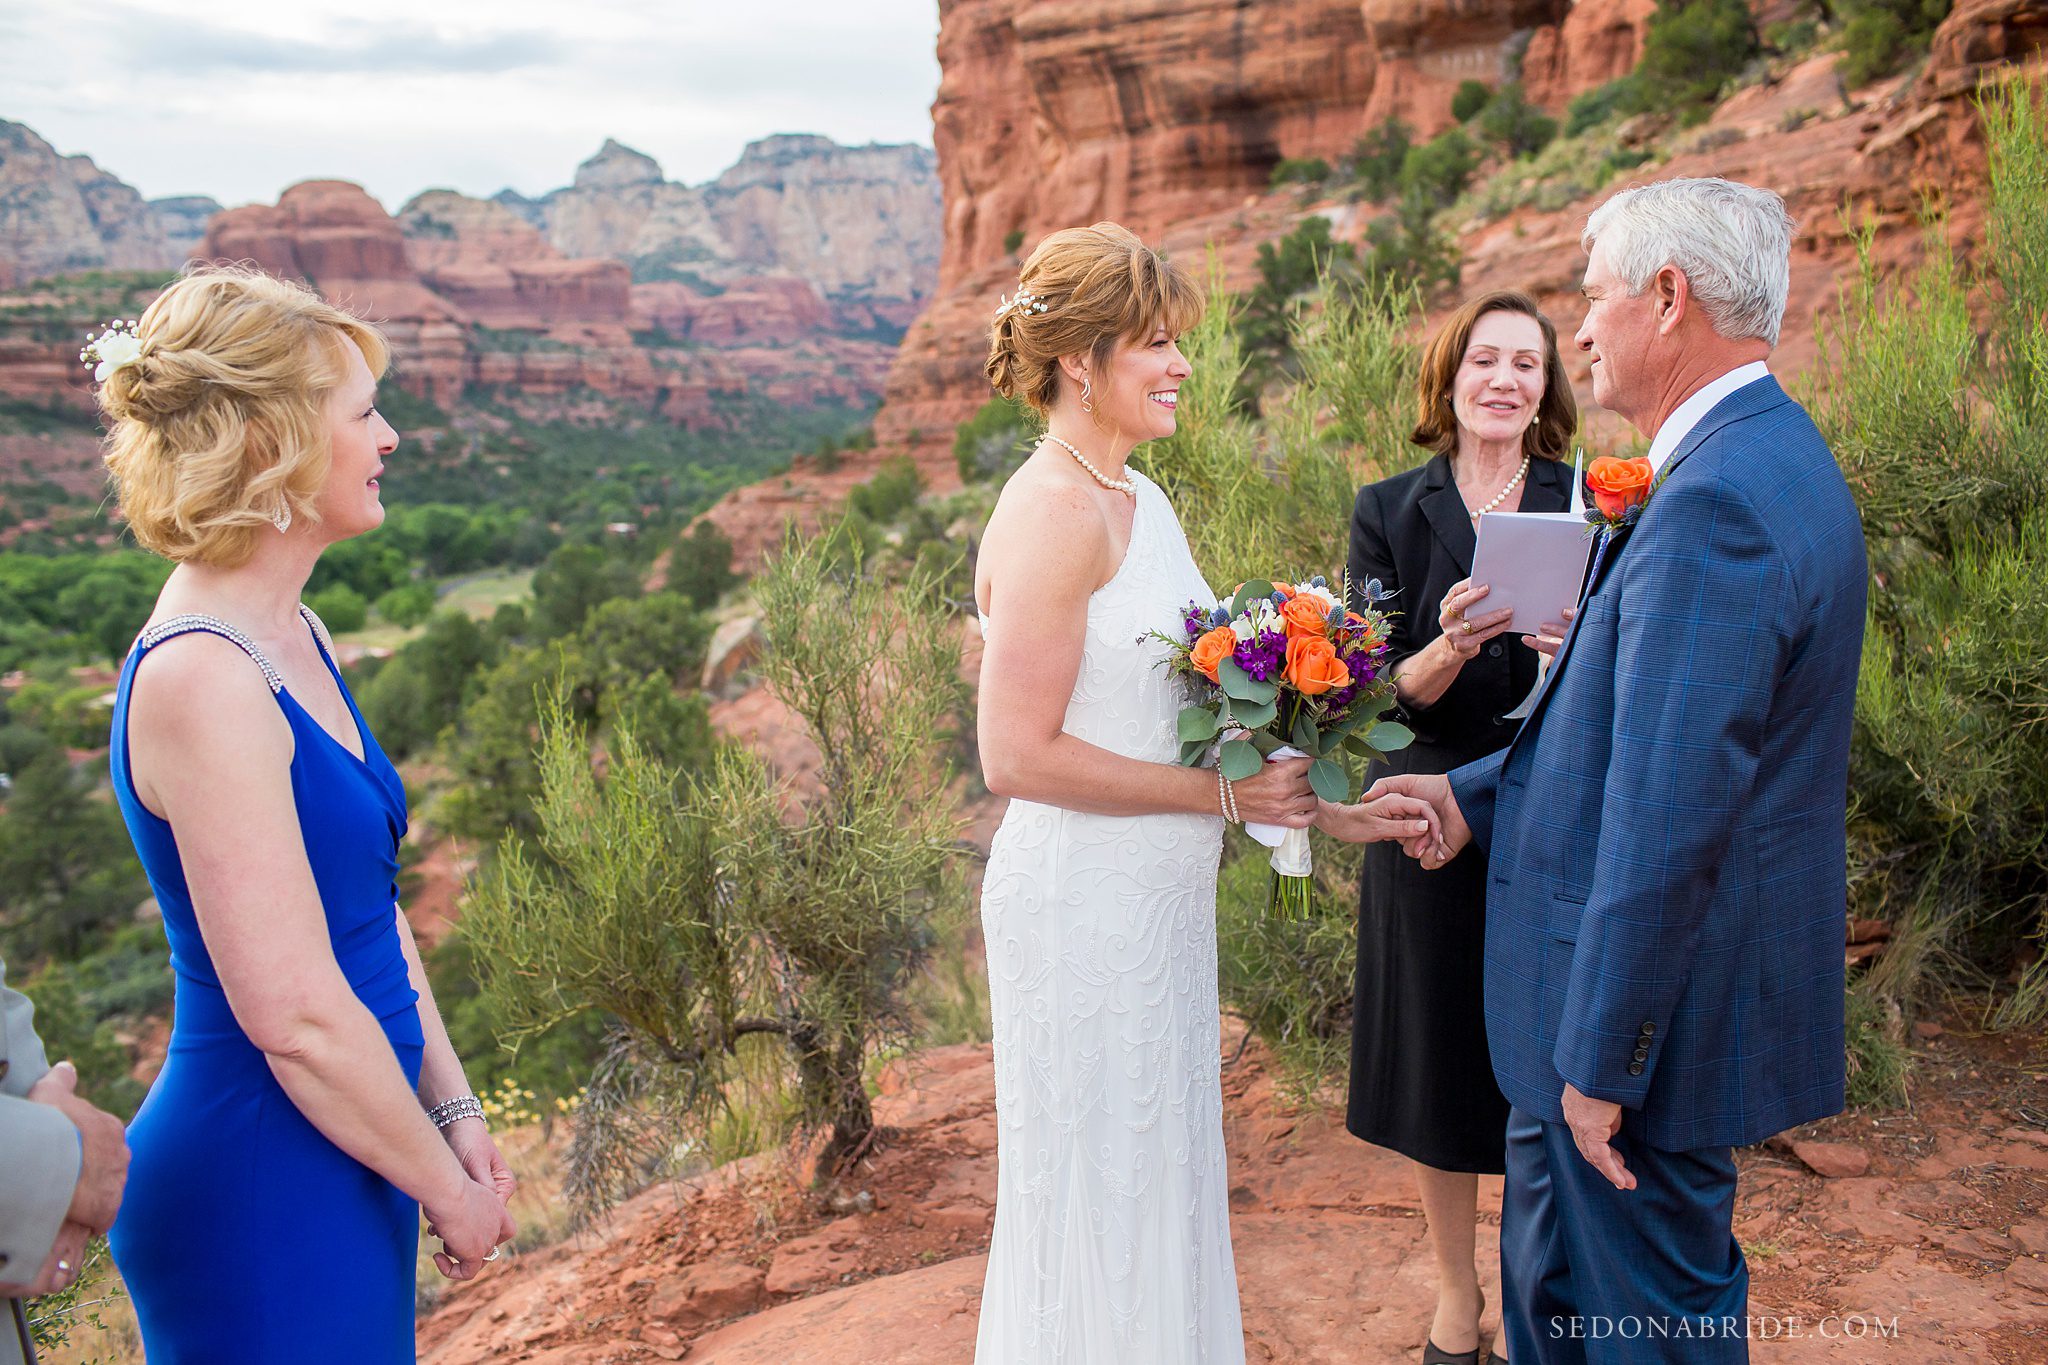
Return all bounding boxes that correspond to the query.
[107,607,424,1363]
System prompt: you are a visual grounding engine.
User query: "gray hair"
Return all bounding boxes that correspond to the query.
[1581,178,1796,346]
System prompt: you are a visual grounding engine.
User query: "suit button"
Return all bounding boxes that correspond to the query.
[1633,1047,1650,1062]
[1640,1022,1655,1037]
[1627,1062,1645,1076]
[1488,642,1504,658]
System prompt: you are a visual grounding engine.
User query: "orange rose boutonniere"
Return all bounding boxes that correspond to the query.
[1583,455,1658,534]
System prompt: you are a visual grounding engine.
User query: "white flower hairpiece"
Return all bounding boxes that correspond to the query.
[81,320,144,384]
[994,290,1049,321]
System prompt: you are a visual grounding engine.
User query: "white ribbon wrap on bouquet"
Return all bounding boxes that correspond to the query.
[1241,744,1313,877]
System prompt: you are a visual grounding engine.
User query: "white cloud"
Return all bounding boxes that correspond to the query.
[3,0,940,209]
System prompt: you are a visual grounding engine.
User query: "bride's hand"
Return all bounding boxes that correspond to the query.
[1229,756,1316,828]
[1312,794,1440,849]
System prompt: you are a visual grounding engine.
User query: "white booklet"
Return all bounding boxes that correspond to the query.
[1469,510,1592,633]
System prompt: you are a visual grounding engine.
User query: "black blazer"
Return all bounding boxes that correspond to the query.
[1345,452,1573,774]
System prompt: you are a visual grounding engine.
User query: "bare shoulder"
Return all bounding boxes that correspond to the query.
[128,629,291,759]
[982,461,1112,587]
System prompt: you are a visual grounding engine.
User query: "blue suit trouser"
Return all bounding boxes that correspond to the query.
[1500,1107,1748,1363]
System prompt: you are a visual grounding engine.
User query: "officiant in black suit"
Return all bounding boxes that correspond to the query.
[1338,289,1578,1365]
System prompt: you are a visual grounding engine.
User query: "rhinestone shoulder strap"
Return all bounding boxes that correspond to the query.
[296,603,336,662]
[133,614,285,694]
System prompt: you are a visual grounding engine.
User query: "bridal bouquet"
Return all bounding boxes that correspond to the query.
[1157,576,1415,917]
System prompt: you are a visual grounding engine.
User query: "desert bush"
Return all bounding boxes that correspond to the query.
[1815,83,2048,1039]
[460,534,967,1218]
[1271,156,1334,188]
[1400,128,1482,210]
[1350,118,1414,203]
[1565,77,1640,138]
[1636,0,1760,109]
[1838,0,1953,87]
[954,395,1039,483]
[1363,190,1462,296]
[1476,82,1559,159]
[1451,80,1494,123]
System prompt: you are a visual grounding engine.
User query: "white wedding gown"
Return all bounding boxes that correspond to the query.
[975,470,1245,1364]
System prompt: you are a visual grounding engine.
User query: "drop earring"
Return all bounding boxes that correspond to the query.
[1081,377,1093,414]
[271,499,292,533]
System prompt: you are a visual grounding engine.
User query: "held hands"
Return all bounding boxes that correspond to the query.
[28,1061,129,1233]
[1358,774,1472,869]
[428,1117,517,1280]
[1562,1083,1635,1191]
[1229,755,1317,828]
[425,1171,516,1281]
[1311,792,1442,855]
[0,1220,90,1299]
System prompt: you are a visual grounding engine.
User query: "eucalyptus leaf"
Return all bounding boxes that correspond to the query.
[1177,706,1222,742]
[1291,711,1322,756]
[1219,738,1263,781]
[1218,657,1259,701]
[1342,734,1378,759]
[1227,696,1277,729]
[1247,730,1289,756]
[1179,738,1211,767]
[1230,579,1275,617]
[1368,720,1416,753]
[1308,757,1350,804]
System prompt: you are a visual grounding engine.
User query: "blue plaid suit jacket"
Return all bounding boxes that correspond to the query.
[1449,377,1867,1151]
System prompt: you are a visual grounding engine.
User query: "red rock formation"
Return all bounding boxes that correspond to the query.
[0,120,212,288]
[632,276,836,346]
[1363,0,1572,132]
[1521,0,1659,113]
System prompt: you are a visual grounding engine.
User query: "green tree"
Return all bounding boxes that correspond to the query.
[529,542,642,640]
[667,520,740,610]
[376,581,435,628]
[0,753,150,963]
[1399,128,1482,209]
[1837,0,1952,87]
[1350,118,1413,203]
[462,535,966,1216]
[305,583,368,634]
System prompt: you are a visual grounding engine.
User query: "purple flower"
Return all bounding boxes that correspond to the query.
[1234,630,1285,682]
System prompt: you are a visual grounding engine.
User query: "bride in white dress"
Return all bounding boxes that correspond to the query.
[971,225,1442,1363]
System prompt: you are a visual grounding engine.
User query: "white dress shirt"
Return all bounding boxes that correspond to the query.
[1645,361,1772,474]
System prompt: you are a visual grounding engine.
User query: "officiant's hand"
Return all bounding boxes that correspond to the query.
[1562,1083,1636,1192]
[1363,774,1470,867]
[1522,606,1575,660]
[1439,579,1515,660]
[1232,756,1317,828]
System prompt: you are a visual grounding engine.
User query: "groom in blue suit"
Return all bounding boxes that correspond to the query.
[1374,178,1867,1362]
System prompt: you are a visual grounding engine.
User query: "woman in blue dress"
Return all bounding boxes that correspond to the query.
[94,266,517,1362]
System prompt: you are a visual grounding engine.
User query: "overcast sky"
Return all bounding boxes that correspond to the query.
[4,0,942,211]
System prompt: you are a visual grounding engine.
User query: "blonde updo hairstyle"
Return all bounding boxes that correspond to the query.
[985,222,1204,419]
[100,265,389,567]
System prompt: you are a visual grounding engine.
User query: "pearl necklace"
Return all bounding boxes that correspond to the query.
[1466,453,1531,522]
[1044,434,1135,495]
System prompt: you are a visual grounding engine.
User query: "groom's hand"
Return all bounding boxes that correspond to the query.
[1362,774,1470,866]
[1562,1083,1636,1192]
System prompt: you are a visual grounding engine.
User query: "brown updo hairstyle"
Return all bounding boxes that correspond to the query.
[1410,289,1576,461]
[100,264,390,567]
[985,222,1205,418]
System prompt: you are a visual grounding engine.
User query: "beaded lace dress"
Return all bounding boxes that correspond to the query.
[974,470,1244,1364]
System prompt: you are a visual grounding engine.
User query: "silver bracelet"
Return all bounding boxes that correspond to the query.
[427,1094,485,1129]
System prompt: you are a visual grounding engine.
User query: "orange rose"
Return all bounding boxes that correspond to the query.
[1586,455,1655,520]
[1278,593,1333,639]
[1190,626,1238,682]
[1284,635,1352,697]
